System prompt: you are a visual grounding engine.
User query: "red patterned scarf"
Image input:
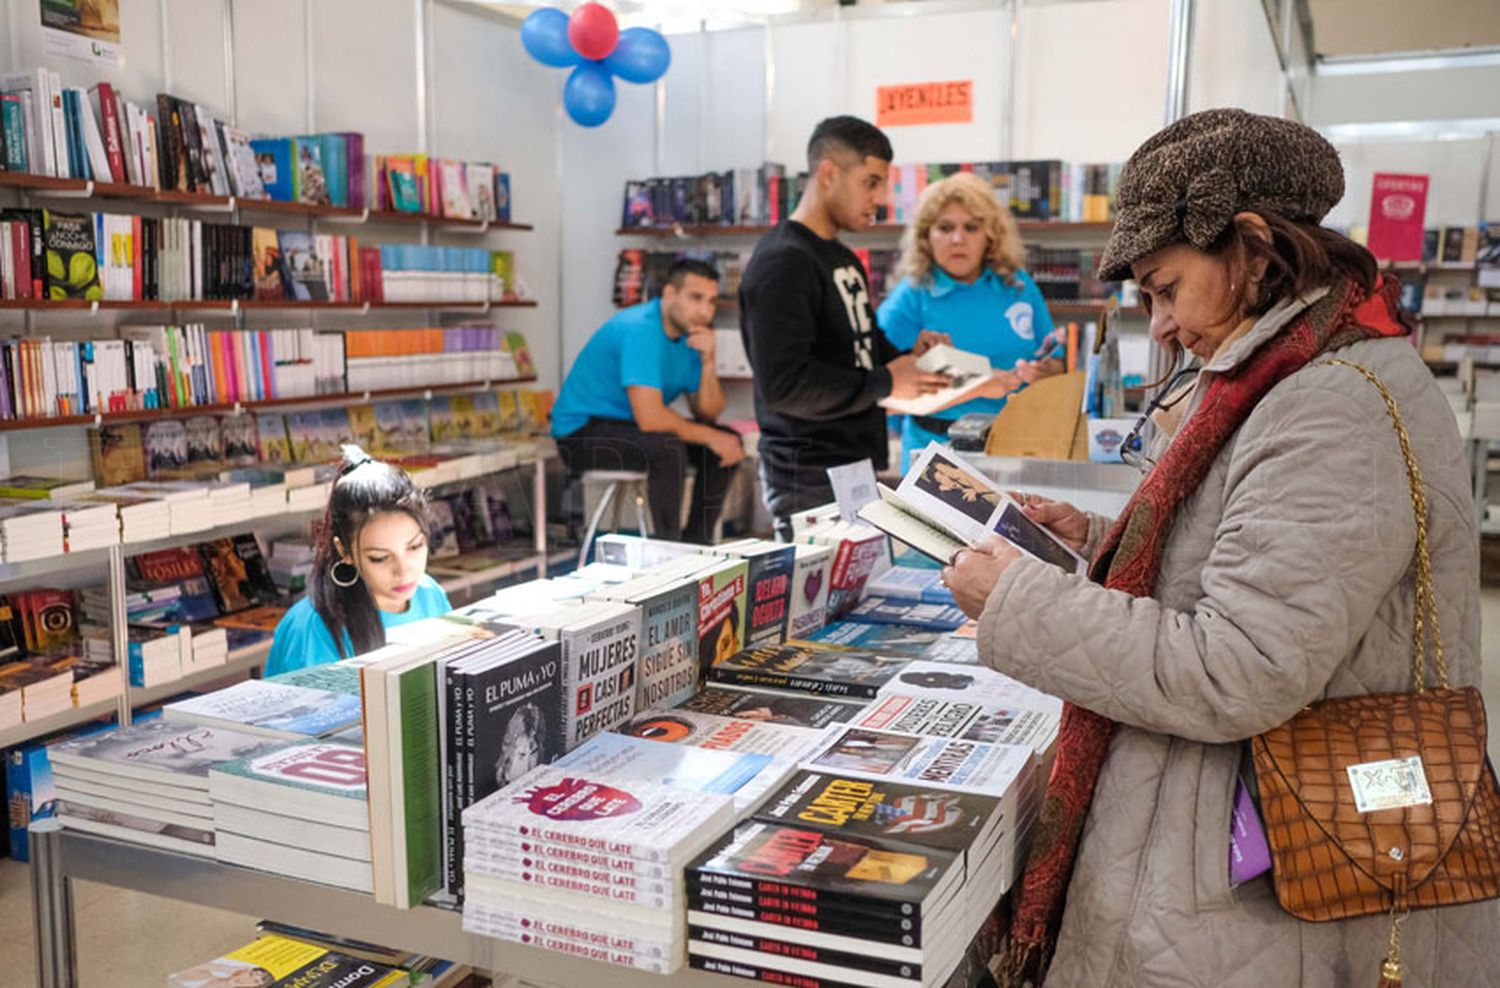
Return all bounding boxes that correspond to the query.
[997,276,1410,986]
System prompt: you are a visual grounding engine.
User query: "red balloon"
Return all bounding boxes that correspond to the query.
[567,3,619,61]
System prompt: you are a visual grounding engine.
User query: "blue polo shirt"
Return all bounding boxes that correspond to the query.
[551,299,704,437]
[265,574,452,675]
[878,267,1059,467]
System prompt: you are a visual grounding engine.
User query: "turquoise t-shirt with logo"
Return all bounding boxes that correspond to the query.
[265,574,452,675]
[550,299,704,437]
[878,267,1060,468]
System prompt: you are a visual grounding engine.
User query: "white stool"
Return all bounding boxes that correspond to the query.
[579,469,652,564]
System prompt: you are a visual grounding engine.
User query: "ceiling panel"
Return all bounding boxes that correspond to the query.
[1307,0,1500,58]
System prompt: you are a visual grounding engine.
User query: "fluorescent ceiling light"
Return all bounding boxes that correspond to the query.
[1320,117,1500,142]
[1316,46,1500,75]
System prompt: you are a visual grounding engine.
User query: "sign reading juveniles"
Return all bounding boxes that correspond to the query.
[876,80,973,127]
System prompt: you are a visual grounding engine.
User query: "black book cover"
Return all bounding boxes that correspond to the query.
[176,97,206,192]
[154,94,182,191]
[230,533,278,604]
[1441,226,1466,264]
[686,890,925,946]
[687,821,956,920]
[755,771,999,855]
[677,686,859,729]
[445,657,467,894]
[707,644,908,699]
[689,954,867,988]
[735,544,794,648]
[688,924,928,981]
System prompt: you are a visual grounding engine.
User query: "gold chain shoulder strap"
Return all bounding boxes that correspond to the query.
[1326,359,1448,691]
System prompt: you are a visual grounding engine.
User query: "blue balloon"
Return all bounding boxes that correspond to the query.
[605,27,671,84]
[563,63,616,127]
[521,8,579,68]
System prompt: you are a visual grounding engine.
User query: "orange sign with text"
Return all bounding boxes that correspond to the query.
[876,80,973,127]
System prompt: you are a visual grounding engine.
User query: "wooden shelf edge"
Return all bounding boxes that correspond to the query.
[0,174,533,232]
[0,375,539,432]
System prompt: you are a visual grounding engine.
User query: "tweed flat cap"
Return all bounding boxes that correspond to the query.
[1097,108,1345,282]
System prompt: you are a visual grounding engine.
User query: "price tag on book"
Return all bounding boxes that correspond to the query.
[827,459,879,523]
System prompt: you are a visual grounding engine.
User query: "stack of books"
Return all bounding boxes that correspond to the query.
[688,733,1039,987]
[98,482,213,535]
[73,491,169,542]
[460,746,742,973]
[0,475,96,500]
[124,625,185,686]
[0,501,64,562]
[586,557,713,710]
[46,719,278,856]
[0,658,74,723]
[209,733,373,893]
[57,499,121,552]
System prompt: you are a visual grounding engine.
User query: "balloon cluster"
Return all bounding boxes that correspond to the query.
[521,4,671,128]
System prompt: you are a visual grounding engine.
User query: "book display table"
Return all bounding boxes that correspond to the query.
[27,821,735,988]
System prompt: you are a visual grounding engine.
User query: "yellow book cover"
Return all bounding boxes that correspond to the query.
[168,934,407,987]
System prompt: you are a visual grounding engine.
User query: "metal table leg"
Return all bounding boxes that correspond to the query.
[29,820,77,988]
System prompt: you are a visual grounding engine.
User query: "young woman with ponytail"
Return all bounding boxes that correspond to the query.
[266,447,451,675]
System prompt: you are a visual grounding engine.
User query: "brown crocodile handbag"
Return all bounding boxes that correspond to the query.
[1250,360,1500,988]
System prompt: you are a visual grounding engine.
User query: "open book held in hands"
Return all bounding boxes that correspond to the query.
[879,344,992,417]
[857,441,1088,573]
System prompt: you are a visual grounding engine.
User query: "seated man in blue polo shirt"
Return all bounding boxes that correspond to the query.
[552,258,742,545]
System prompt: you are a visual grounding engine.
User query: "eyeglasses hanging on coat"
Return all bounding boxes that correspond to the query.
[1119,363,1203,472]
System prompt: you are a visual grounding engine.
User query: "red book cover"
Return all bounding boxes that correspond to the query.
[132,547,205,583]
[1367,173,1428,262]
[93,83,127,183]
[258,331,274,401]
[10,223,31,299]
[130,214,142,300]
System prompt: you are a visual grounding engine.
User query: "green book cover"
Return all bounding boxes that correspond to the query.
[395,662,442,906]
[42,209,102,300]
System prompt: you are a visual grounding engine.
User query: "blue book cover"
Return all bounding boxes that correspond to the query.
[1,96,27,171]
[5,742,55,862]
[249,138,295,201]
[800,620,979,665]
[863,565,956,606]
[845,597,969,632]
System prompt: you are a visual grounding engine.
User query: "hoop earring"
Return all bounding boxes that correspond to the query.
[330,560,361,588]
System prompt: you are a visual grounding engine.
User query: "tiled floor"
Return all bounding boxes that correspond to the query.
[1,590,1498,986]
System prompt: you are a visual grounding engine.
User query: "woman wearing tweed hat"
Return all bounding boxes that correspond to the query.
[943,108,1498,987]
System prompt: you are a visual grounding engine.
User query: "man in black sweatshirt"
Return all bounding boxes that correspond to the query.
[740,116,948,538]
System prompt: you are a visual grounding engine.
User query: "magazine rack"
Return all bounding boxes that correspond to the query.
[28,821,737,988]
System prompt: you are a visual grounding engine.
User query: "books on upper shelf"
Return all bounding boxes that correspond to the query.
[167,934,409,988]
[617,159,1120,231]
[705,642,910,700]
[859,442,1087,572]
[880,345,994,418]
[373,153,512,221]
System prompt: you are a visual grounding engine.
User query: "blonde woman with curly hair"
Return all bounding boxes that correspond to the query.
[878,171,1064,468]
